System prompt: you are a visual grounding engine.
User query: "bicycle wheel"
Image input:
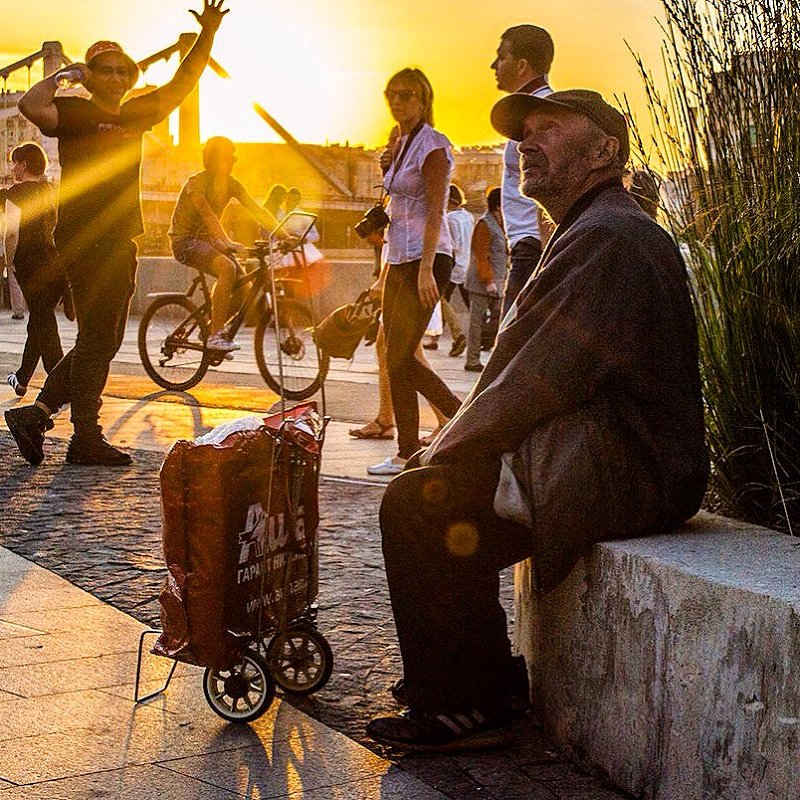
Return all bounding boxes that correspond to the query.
[139,296,209,391]
[255,299,329,400]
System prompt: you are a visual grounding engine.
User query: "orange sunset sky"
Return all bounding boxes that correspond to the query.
[1,0,668,150]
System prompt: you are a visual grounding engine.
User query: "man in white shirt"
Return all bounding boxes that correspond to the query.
[491,24,554,318]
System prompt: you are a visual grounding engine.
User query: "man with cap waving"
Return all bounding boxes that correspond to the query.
[6,1,228,467]
[366,89,708,753]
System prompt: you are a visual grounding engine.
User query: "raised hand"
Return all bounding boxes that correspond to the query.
[189,0,229,33]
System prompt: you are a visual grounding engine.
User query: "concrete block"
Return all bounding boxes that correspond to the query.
[133,256,375,319]
[514,511,800,800]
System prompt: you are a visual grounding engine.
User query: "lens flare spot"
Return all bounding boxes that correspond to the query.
[446,521,479,557]
[422,477,448,504]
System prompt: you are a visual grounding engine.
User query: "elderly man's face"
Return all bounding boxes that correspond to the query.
[518,108,604,204]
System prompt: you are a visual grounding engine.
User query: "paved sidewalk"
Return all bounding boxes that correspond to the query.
[0,544,442,799]
[0,310,628,799]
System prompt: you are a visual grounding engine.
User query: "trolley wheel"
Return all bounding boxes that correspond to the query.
[202,651,276,723]
[139,295,210,391]
[266,627,334,696]
[255,299,329,401]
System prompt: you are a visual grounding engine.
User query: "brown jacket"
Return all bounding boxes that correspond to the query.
[423,183,708,592]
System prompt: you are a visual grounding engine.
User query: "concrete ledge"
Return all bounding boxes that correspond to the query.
[133,256,375,318]
[514,511,800,800]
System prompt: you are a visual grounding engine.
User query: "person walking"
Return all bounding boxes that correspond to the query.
[4,143,65,398]
[5,0,230,467]
[366,67,461,476]
[442,183,472,356]
[464,186,507,372]
[491,24,554,319]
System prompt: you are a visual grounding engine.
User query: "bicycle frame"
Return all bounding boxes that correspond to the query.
[139,210,327,399]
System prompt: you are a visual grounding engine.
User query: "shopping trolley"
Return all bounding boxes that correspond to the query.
[133,227,333,724]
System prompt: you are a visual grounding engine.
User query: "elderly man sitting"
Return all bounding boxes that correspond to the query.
[366,89,709,753]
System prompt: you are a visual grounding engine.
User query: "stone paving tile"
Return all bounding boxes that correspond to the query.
[0,695,311,784]
[0,649,191,699]
[0,570,99,614]
[0,688,175,742]
[0,620,147,667]
[0,765,241,799]
[0,603,147,635]
[0,618,47,640]
[157,735,392,798]
[0,432,628,799]
[0,550,37,575]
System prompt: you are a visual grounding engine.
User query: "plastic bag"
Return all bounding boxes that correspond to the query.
[153,404,322,669]
[193,415,264,446]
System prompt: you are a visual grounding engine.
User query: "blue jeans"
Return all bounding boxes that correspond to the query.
[501,237,542,320]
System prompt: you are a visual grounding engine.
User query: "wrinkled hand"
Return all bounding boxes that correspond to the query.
[226,240,247,254]
[417,268,439,310]
[189,0,229,32]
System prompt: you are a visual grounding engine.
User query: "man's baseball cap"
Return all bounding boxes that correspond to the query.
[85,41,139,83]
[491,89,629,163]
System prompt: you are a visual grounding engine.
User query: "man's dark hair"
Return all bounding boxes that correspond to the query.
[11,142,47,177]
[501,25,554,75]
[486,186,502,213]
[202,136,235,169]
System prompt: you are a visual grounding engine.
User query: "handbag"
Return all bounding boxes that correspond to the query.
[313,290,380,359]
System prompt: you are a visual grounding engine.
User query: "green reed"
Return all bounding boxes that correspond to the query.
[630,0,800,531]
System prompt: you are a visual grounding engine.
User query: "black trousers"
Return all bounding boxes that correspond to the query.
[442,280,470,309]
[38,239,137,437]
[382,254,462,459]
[380,458,532,715]
[14,269,65,386]
[501,236,542,320]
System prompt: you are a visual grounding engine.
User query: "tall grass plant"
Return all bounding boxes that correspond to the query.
[630,0,800,531]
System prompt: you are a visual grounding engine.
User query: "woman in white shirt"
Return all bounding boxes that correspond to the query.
[367,68,461,476]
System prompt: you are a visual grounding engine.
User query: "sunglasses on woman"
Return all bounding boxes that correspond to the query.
[384,89,417,103]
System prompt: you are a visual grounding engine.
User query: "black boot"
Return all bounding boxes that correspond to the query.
[5,405,53,466]
[66,434,132,466]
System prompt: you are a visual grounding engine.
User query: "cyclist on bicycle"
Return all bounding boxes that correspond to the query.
[168,136,283,353]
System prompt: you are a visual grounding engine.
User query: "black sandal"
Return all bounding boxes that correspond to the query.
[366,708,512,753]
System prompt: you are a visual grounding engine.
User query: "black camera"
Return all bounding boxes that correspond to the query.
[354,203,390,239]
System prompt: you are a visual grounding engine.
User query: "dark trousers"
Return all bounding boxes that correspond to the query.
[383,254,462,459]
[380,458,532,715]
[501,236,542,320]
[38,239,137,437]
[15,270,65,386]
[442,280,470,308]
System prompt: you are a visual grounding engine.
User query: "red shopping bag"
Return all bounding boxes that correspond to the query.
[153,405,321,670]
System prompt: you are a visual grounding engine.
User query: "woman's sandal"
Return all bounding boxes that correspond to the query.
[366,707,513,753]
[349,420,395,440]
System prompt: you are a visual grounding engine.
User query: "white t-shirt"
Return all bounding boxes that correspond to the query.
[501,83,553,249]
[446,207,474,284]
[384,123,454,265]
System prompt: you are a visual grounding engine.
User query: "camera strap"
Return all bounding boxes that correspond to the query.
[384,120,425,198]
